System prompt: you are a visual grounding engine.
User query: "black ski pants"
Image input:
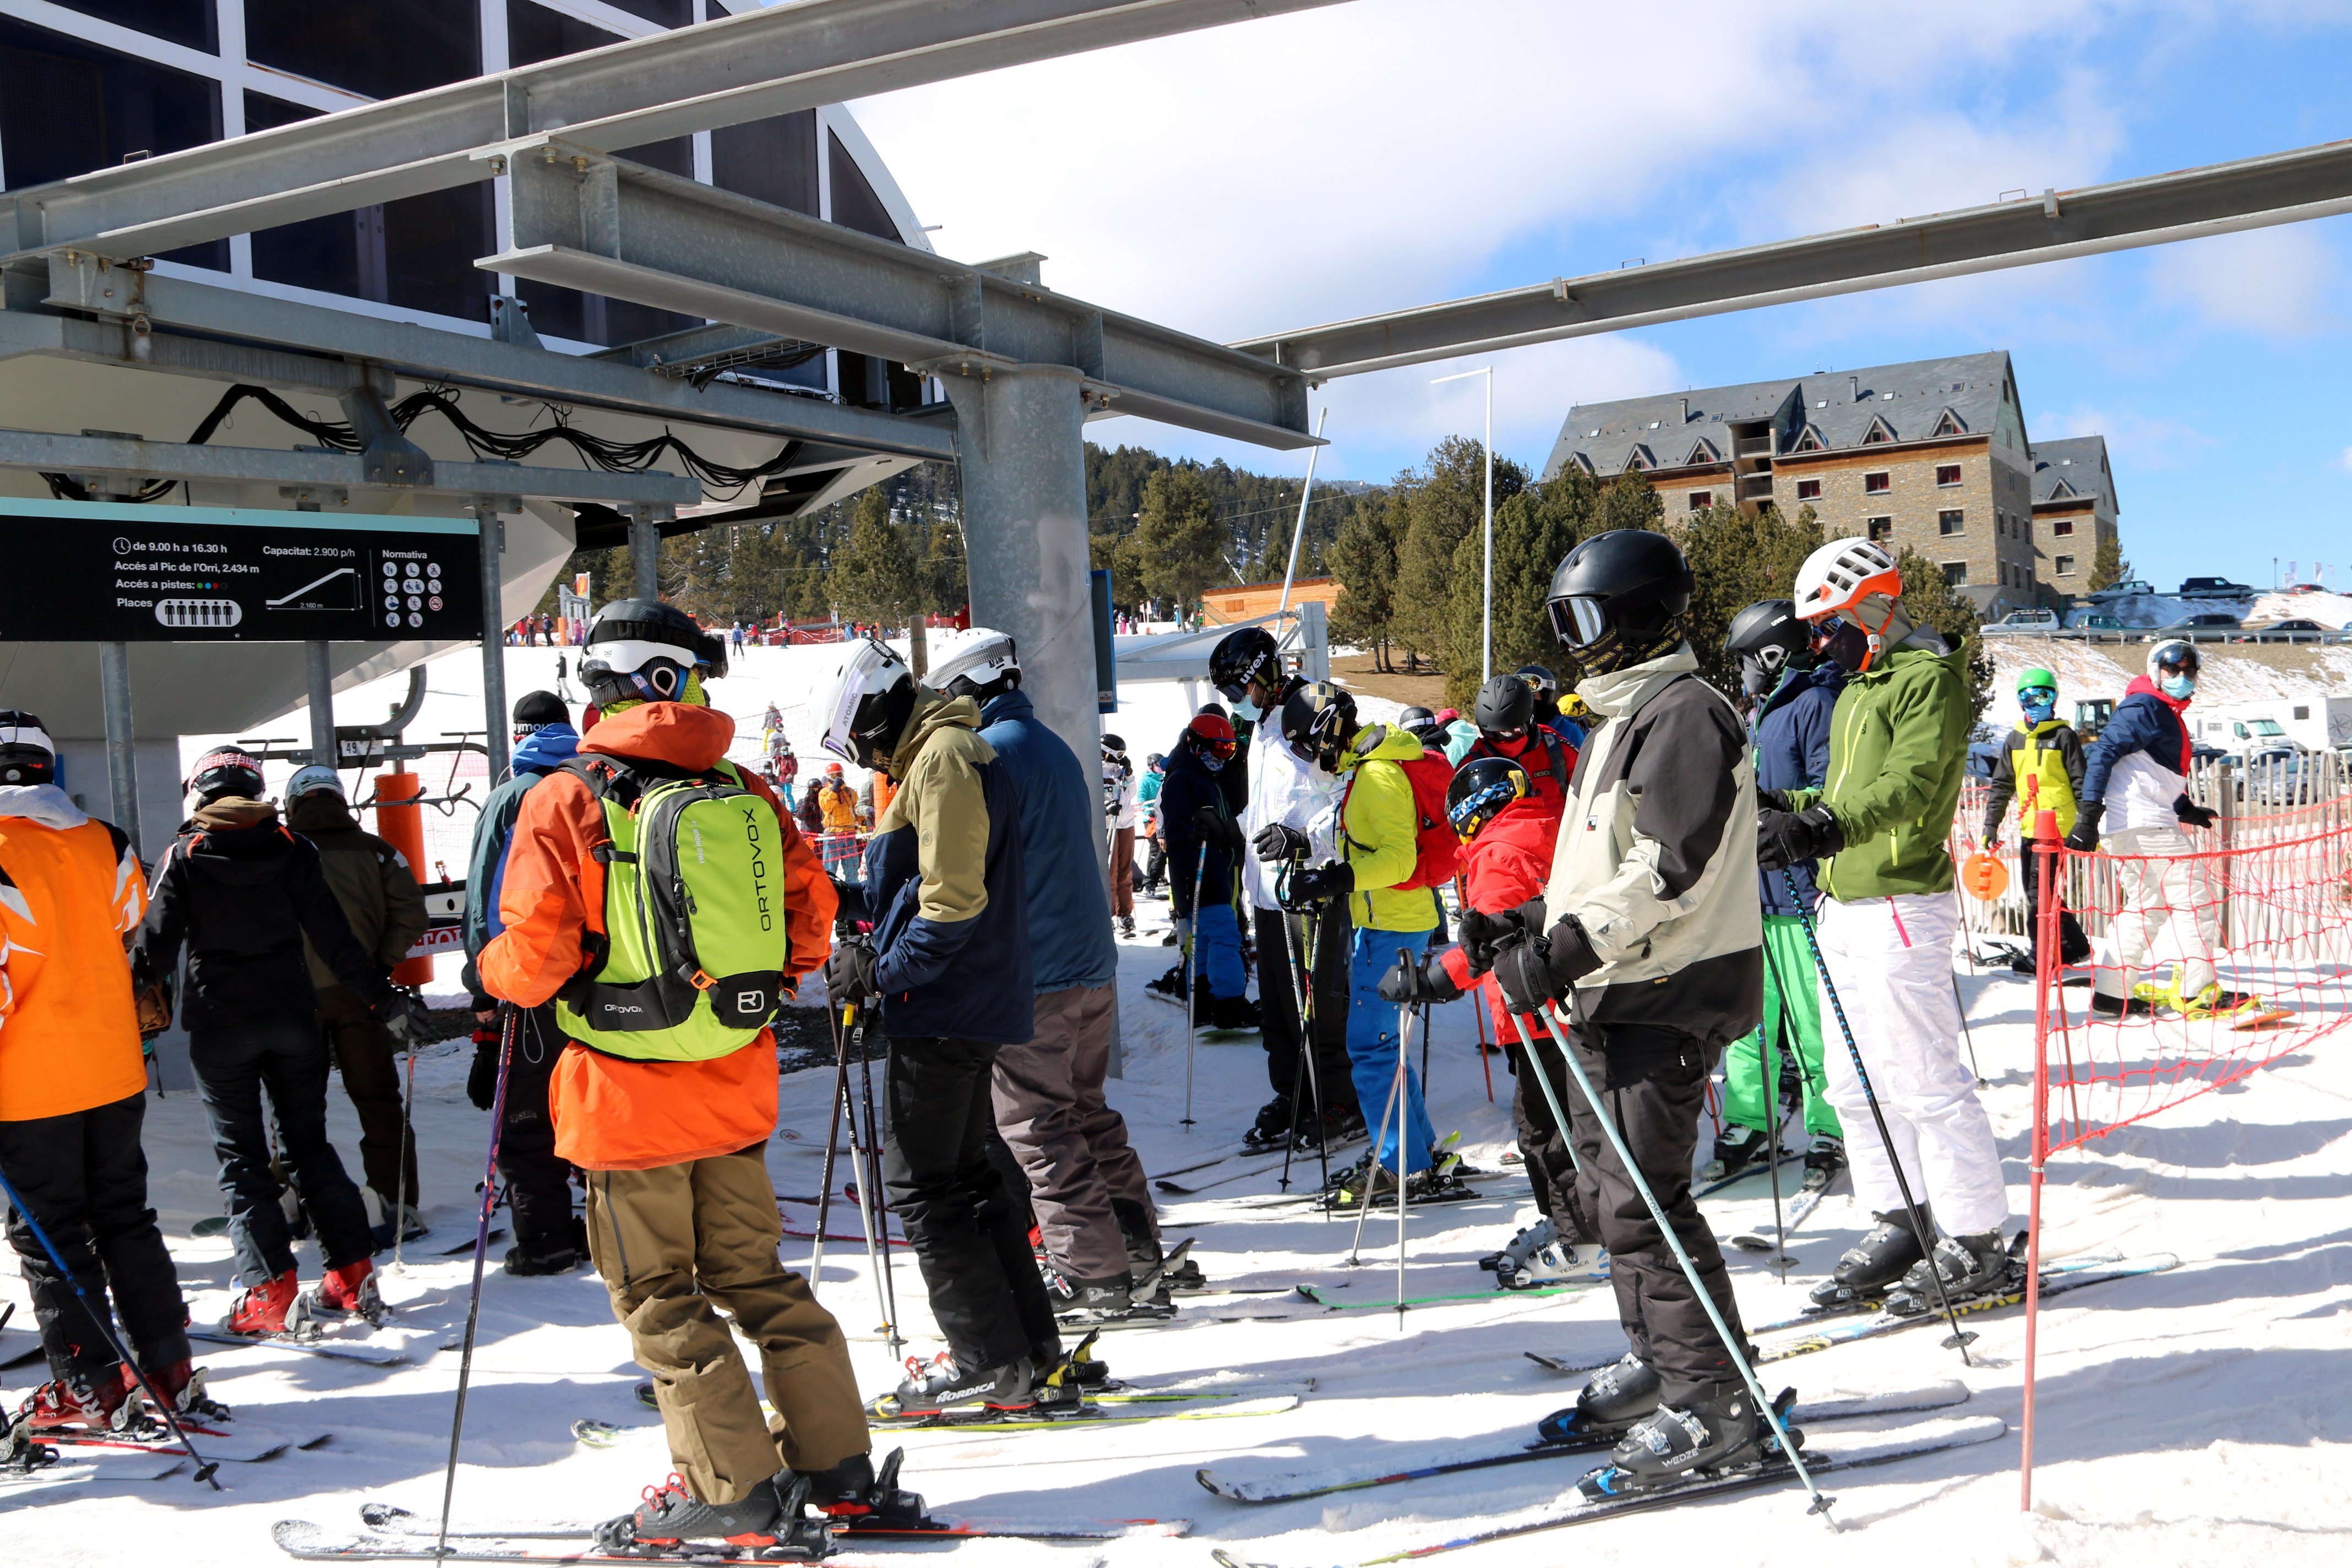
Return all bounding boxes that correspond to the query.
[1552,1017,1752,1407]
[1251,903,1357,1116]
[0,1092,190,1385]
[318,983,417,1207]
[1503,1037,1600,1246]
[2020,851,2091,968]
[502,1004,579,1256]
[881,1036,1057,1373]
[190,1015,376,1281]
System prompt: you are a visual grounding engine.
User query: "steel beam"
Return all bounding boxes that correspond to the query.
[0,427,701,507]
[1234,137,2352,378]
[39,257,957,460]
[488,151,1314,448]
[0,0,1343,265]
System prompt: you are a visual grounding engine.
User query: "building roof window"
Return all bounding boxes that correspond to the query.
[1861,416,1895,445]
[1931,407,1966,437]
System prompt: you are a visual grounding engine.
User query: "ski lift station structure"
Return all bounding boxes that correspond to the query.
[7,0,2352,854]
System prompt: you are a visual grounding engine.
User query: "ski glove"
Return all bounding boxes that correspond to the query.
[1283,862,1353,908]
[1193,805,1244,853]
[1377,951,1461,1006]
[1756,804,1843,872]
[375,988,434,1049]
[1490,918,1601,1014]
[2174,795,2218,830]
[823,936,881,1008]
[1253,823,1311,863]
[466,1033,502,1111]
[2063,801,2104,854]
[1457,902,1539,978]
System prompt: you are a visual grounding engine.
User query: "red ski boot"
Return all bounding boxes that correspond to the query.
[126,1360,233,1423]
[313,1257,388,1324]
[16,1375,128,1435]
[225,1269,302,1336]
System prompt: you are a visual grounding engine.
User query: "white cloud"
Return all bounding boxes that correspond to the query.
[2146,224,2340,337]
[2036,404,2213,472]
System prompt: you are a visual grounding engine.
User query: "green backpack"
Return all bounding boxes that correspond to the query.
[555,756,792,1061]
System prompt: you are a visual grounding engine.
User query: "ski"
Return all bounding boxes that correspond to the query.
[1729,1185,1831,1253]
[1754,1255,2180,1364]
[440,1229,509,1257]
[1691,1151,1805,1200]
[353,1504,1189,1544]
[277,1520,851,1565]
[0,1325,40,1371]
[1196,1380,1971,1504]
[45,1420,328,1463]
[581,1395,1300,1447]
[0,1460,99,1493]
[190,1327,411,1365]
[1295,1282,1600,1314]
[1206,1418,2008,1564]
[629,1373,1314,1414]
[1156,1156,1295,1196]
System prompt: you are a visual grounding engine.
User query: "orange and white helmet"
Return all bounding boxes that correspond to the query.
[1793,537,1902,622]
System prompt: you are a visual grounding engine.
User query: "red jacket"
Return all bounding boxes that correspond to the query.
[1462,726,1578,819]
[1438,798,1559,993]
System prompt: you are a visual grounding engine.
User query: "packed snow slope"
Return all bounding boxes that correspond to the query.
[3,645,2331,1566]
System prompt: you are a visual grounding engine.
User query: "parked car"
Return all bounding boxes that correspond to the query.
[2247,618,2328,642]
[2064,609,2125,631]
[2162,611,2243,636]
[2087,578,2157,602]
[1981,608,2060,635]
[2178,576,2256,599]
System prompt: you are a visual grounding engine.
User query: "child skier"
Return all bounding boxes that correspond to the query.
[1981,667,2092,977]
[1151,714,1254,1028]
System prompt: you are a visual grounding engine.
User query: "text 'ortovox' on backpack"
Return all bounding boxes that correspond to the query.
[556,755,791,1060]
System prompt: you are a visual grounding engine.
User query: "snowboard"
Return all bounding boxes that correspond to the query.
[1196,1380,1970,1503]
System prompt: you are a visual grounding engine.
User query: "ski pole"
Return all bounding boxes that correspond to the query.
[1275,903,1311,1195]
[1952,971,1986,1087]
[1394,959,1416,1327]
[835,1047,890,1343]
[1783,870,1977,1363]
[0,1164,223,1488]
[438,1001,518,1551]
[1752,941,1802,1276]
[391,1022,418,1275]
[1182,853,1206,1128]
[853,1014,905,1359]
[808,1003,856,1294]
[1345,999,1409,1269]
[1297,895,1335,1206]
[1507,984,1836,1529]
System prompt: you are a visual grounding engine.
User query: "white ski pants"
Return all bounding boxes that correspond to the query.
[1814,892,2009,1235]
[2091,823,2217,1002]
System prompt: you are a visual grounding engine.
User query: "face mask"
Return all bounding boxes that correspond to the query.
[1738,656,1773,700]
[2021,700,2055,723]
[1814,617,1871,673]
[1232,696,1261,722]
[2160,674,2195,700]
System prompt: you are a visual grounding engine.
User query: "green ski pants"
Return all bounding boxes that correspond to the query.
[1722,914,1842,1140]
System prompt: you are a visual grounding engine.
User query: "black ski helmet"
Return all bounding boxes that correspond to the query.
[1277,680,1358,774]
[1473,673,1535,737]
[1101,733,1127,753]
[1208,625,1283,705]
[1545,529,1693,673]
[186,747,265,805]
[0,710,56,787]
[1725,598,1814,698]
[580,598,727,708]
[1445,755,1532,841]
[1397,705,1441,745]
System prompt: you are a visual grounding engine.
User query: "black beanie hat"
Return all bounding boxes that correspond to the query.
[513,690,569,729]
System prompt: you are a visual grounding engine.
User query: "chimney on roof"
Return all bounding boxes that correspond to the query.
[1678,397,1688,423]
[1849,375,1861,403]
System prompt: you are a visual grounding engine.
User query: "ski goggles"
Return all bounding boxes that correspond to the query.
[1549,596,1610,649]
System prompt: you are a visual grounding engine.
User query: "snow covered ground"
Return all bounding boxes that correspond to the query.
[5,879,2350,1567]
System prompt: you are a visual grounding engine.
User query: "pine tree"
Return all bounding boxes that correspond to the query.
[1678,502,1826,697]
[1440,467,1603,709]
[1130,465,1226,617]
[1390,437,1527,671]
[2087,532,2130,593]
[1327,489,1407,671]
[1893,545,1994,720]
[830,487,922,629]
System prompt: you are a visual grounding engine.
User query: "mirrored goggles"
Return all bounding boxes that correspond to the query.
[1548,596,1609,649]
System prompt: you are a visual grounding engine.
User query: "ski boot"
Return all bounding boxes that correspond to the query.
[1576,1385,1794,1498]
[1505,1239,1609,1292]
[224,1268,302,1336]
[15,1374,127,1435]
[1536,1352,1659,1445]
[1698,1123,1769,1186]
[595,1471,826,1555]
[1480,1214,1554,1275]
[2089,990,2154,1020]
[1801,1136,1845,1193]
[1207,994,1261,1031]
[1241,1095,1297,1151]
[879,1351,1033,1418]
[1,1410,59,1475]
[1886,1229,2018,1316]
[1145,965,1187,1000]
[1292,1102,1366,1153]
[811,1448,934,1532]
[504,1243,582,1276]
[311,1257,389,1325]
[1053,1272,1169,1327]
[123,1361,232,1424]
[1807,1208,1930,1309]
[1117,914,1136,939]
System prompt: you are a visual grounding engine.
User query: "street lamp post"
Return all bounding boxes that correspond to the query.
[1433,366,1496,683]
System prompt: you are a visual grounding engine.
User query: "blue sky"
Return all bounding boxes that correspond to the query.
[851,0,2352,591]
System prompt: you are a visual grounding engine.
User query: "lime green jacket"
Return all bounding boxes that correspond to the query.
[1337,723,1444,932]
[1789,640,1969,901]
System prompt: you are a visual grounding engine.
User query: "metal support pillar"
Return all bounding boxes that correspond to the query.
[97,642,141,859]
[628,510,661,601]
[479,507,511,782]
[304,641,337,767]
[940,366,1096,770]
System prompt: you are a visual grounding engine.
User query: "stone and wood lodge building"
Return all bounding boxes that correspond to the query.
[1540,351,2119,617]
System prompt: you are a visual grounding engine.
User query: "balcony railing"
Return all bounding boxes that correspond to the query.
[1734,436,1776,457]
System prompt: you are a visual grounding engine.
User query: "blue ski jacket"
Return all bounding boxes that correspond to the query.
[1751,663,1843,916]
[978,688,1117,993]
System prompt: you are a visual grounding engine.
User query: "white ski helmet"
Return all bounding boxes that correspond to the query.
[579,598,727,708]
[2146,638,2200,686]
[286,764,346,801]
[924,628,1021,702]
[1792,537,1902,623]
[819,636,918,771]
[0,710,56,787]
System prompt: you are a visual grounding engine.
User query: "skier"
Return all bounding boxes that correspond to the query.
[813,763,861,877]
[1101,733,1140,939]
[283,764,431,1247]
[1384,756,1605,1289]
[1483,529,1771,1485]
[1756,537,2010,1308]
[1706,601,1845,1191]
[926,633,1166,1327]
[815,638,1059,1415]
[1983,667,2093,978]
[132,749,423,1335]
[1277,682,1460,1201]
[1513,662,1588,749]
[460,690,586,1276]
[1458,674,1576,818]
[0,712,218,1431]
[1435,707,1480,766]
[1137,753,1167,896]
[1211,625,1362,1155]
[1151,714,1255,1027]
[1396,705,1446,751]
[2068,639,2254,1019]
[479,601,876,1547]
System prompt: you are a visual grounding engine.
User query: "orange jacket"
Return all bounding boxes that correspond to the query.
[477,703,835,1170]
[0,796,149,1121]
